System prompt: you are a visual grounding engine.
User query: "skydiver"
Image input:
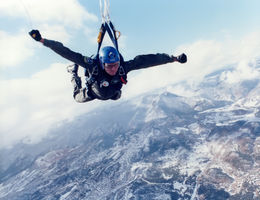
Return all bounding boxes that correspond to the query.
[29,30,187,103]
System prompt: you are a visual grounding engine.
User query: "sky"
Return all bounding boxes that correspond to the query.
[0,0,260,149]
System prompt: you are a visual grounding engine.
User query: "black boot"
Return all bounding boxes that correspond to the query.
[72,75,82,89]
[67,64,79,75]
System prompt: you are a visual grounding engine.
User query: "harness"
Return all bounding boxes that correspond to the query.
[85,21,127,86]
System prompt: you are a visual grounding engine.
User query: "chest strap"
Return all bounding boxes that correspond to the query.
[87,65,127,85]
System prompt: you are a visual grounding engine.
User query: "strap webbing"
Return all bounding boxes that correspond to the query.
[97,21,119,54]
[97,24,106,54]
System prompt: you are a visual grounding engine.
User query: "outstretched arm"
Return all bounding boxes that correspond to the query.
[29,30,89,68]
[124,53,187,73]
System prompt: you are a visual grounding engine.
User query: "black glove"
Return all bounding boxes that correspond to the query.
[177,53,187,63]
[29,30,42,41]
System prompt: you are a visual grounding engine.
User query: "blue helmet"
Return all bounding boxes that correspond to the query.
[99,46,120,67]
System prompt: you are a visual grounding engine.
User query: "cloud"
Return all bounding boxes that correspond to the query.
[0,0,101,70]
[0,0,98,28]
[0,63,101,149]
[0,25,73,69]
[220,60,260,84]
[238,32,260,60]
[0,1,99,69]
[37,24,71,44]
[0,30,33,69]
[123,31,260,99]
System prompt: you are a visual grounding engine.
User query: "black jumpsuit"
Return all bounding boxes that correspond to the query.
[43,39,175,102]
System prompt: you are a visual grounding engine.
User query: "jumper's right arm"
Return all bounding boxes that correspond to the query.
[42,39,87,67]
[29,30,89,68]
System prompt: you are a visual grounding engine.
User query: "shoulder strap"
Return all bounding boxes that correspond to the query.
[84,55,100,78]
[118,56,127,84]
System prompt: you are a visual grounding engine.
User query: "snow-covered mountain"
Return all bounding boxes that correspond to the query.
[0,60,260,200]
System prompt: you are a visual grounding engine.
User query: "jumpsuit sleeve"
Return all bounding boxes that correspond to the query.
[123,53,174,73]
[43,39,91,68]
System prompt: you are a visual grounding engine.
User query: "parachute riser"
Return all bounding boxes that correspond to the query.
[98,0,121,54]
[96,21,120,55]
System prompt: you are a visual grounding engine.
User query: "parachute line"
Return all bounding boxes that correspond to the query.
[100,0,110,22]
[19,0,33,29]
[97,0,121,53]
[104,0,110,21]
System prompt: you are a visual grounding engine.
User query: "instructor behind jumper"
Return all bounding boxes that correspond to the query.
[29,29,187,103]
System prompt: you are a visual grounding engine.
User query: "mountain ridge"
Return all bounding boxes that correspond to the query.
[1,60,260,199]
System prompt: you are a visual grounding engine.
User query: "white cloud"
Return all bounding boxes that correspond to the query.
[0,30,33,69]
[0,63,100,149]
[220,60,260,84]
[37,24,71,44]
[238,32,260,59]
[0,0,97,28]
[123,31,260,99]
[0,0,98,69]
[0,26,72,69]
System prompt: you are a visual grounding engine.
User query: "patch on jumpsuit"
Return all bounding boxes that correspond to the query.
[100,80,109,88]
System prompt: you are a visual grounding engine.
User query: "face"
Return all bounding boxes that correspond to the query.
[104,61,120,76]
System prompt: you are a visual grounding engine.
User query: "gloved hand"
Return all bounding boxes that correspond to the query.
[177,53,187,64]
[29,30,42,41]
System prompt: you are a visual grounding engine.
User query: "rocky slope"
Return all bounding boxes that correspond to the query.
[0,60,260,200]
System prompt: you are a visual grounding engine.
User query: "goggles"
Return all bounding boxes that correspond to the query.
[104,61,120,69]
